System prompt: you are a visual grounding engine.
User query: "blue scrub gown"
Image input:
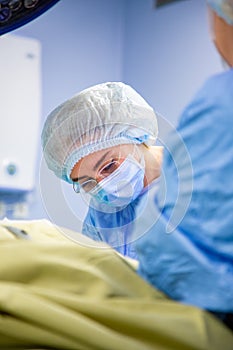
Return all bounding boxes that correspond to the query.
[135,69,233,313]
[82,179,160,259]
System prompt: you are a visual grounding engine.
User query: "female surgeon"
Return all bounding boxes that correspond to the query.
[41,82,163,259]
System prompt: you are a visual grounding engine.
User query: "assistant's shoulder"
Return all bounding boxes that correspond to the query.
[203,69,233,98]
[193,69,233,108]
[179,69,233,128]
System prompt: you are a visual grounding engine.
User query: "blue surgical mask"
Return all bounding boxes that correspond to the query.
[89,154,145,207]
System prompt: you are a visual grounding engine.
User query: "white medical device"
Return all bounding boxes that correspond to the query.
[0,34,41,192]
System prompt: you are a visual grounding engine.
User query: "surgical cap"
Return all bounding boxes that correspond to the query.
[41,82,158,183]
[207,0,233,25]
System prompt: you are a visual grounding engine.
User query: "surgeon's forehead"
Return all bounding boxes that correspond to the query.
[85,146,117,165]
[84,144,135,164]
[71,144,135,177]
[70,145,117,180]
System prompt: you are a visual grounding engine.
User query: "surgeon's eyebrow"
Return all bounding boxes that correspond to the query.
[72,175,89,182]
[71,150,111,182]
[93,150,111,171]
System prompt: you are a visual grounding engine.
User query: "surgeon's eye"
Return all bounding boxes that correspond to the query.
[98,159,120,179]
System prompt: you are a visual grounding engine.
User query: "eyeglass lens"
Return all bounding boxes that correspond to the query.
[73,159,122,193]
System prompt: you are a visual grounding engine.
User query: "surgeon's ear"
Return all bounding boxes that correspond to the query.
[208,6,233,67]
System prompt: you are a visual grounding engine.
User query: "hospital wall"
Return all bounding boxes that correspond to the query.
[7,0,221,232]
[12,0,125,229]
[122,0,221,139]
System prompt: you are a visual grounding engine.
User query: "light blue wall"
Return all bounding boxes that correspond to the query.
[15,0,125,112]
[123,0,221,139]
[12,0,125,227]
[6,0,222,231]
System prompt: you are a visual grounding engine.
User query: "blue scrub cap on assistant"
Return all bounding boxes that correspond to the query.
[207,0,233,25]
[41,82,158,183]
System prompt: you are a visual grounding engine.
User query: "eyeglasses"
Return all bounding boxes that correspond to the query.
[73,158,123,194]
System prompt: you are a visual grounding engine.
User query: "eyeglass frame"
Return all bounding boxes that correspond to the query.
[72,157,125,194]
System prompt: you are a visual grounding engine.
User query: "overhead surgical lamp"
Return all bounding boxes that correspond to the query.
[0,0,60,35]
